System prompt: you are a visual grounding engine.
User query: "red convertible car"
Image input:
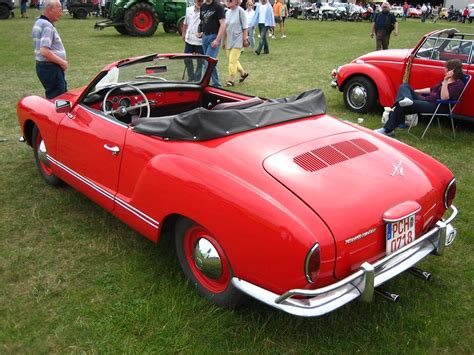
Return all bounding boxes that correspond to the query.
[18,54,458,317]
[331,29,474,121]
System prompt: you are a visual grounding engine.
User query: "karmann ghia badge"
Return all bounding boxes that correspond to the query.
[390,159,407,180]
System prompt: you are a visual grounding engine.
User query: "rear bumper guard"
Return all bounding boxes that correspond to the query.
[232,205,458,317]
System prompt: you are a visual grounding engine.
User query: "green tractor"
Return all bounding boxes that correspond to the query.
[95,0,186,37]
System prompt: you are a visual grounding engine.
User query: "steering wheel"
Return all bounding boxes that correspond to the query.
[102,83,151,120]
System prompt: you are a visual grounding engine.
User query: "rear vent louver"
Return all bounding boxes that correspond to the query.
[294,139,379,172]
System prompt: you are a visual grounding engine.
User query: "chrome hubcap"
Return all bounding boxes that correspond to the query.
[193,238,222,279]
[38,140,50,168]
[349,85,367,108]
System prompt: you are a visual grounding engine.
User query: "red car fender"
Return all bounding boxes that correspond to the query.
[116,153,337,294]
[338,63,397,107]
[17,96,65,157]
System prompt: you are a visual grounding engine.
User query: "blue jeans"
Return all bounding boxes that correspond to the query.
[248,26,255,49]
[184,42,204,82]
[202,34,221,87]
[384,84,443,133]
[36,62,67,99]
[256,24,270,54]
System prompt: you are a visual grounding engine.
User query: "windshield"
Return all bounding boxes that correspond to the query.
[93,56,209,91]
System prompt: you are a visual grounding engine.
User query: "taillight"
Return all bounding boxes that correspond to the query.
[444,178,456,208]
[304,243,320,284]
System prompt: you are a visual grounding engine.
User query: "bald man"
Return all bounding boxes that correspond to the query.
[32,0,68,99]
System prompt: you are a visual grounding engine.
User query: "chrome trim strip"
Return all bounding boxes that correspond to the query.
[232,205,458,317]
[382,207,421,222]
[365,60,409,65]
[47,155,159,229]
[444,178,456,209]
[48,155,115,200]
[115,198,159,229]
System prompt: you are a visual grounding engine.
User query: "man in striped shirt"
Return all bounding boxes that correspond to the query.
[32,0,68,99]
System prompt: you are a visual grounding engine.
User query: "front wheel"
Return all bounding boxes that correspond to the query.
[163,23,177,33]
[343,76,377,113]
[32,125,62,186]
[175,218,246,308]
[114,25,129,35]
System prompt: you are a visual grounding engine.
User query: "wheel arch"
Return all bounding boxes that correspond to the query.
[122,0,155,11]
[124,153,336,294]
[23,119,36,146]
[338,64,397,107]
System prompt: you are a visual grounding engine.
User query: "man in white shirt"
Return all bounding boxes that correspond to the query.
[182,0,204,81]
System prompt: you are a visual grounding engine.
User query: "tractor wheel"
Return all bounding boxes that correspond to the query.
[163,23,177,33]
[177,17,185,36]
[114,25,129,35]
[75,8,88,19]
[124,3,158,37]
[0,4,10,19]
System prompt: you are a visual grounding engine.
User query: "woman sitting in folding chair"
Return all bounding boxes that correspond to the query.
[376,59,465,136]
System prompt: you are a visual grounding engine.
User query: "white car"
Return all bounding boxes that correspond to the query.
[391,5,404,17]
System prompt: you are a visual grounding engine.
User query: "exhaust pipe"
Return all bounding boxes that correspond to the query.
[408,267,432,281]
[375,288,400,303]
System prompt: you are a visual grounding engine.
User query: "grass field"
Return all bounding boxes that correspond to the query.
[1,9,473,353]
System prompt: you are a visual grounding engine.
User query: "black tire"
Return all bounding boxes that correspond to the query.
[32,126,62,186]
[177,17,185,36]
[163,23,177,33]
[0,4,10,19]
[114,25,129,35]
[75,8,88,19]
[175,217,246,308]
[124,3,158,37]
[343,76,377,113]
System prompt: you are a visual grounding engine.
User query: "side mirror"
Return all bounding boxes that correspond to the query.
[55,100,72,113]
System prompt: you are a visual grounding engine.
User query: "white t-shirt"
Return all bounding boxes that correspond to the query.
[184,5,202,46]
[246,8,255,26]
[259,3,269,23]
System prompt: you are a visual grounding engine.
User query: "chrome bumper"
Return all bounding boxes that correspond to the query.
[232,205,458,317]
[330,79,338,88]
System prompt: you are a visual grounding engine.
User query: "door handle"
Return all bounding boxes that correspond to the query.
[103,144,120,156]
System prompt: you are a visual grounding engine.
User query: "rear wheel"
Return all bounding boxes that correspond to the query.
[32,126,61,186]
[114,25,129,35]
[0,4,10,19]
[75,8,88,19]
[163,23,177,33]
[177,17,185,36]
[175,217,246,308]
[343,76,377,113]
[124,3,158,37]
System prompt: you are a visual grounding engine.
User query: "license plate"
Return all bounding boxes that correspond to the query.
[386,215,416,255]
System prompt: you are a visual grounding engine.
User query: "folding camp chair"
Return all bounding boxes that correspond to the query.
[408,73,471,140]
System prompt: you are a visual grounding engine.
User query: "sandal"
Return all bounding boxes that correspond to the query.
[225,81,235,87]
[239,72,249,83]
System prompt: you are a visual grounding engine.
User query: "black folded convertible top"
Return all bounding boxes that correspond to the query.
[131,88,326,141]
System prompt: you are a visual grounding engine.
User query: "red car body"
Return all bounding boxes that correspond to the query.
[18,54,458,316]
[408,7,422,18]
[332,29,474,121]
